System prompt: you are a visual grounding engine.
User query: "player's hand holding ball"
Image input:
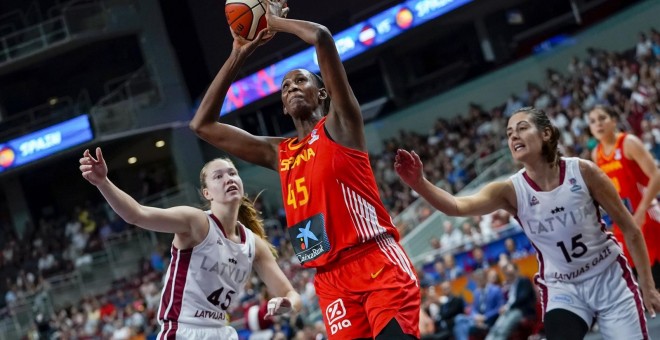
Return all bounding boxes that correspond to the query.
[225,0,289,56]
[264,297,293,319]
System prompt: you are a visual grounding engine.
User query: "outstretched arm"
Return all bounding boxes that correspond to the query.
[582,159,660,316]
[79,148,205,234]
[252,237,302,318]
[265,0,364,151]
[624,135,660,226]
[394,149,516,216]
[189,29,283,170]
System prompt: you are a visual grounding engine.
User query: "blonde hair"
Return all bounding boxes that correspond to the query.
[200,158,278,257]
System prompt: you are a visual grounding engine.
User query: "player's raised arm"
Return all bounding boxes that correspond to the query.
[265,0,365,151]
[395,149,516,216]
[79,147,206,234]
[189,29,283,170]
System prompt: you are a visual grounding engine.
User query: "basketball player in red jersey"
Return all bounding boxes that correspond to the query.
[190,0,420,338]
[589,105,660,288]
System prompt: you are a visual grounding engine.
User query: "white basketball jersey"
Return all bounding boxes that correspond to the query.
[158,212,256,336]
[510,157,622,283]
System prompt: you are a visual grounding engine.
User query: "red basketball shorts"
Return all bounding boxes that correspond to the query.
[314,235,420,339]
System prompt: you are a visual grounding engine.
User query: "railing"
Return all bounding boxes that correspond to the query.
[0,0,139,68]
[0,96,75,140]
[0,0,107,67]
[0,289,55,339]
[91,65,162,136]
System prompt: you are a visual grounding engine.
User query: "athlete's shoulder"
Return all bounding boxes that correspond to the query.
[576,157,608,190]
[622,133,646,158]
[575,157,597,173]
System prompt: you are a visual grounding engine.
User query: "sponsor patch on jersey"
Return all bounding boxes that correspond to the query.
[569,178,582,192]
[551,294,574,305]
[308,129,320,145]
[530,195,539,206]
[288,213,331,264]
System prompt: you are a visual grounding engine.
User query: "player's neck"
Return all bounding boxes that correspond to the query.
[601,132,618,147]
[212,204,241,240]
[524,161,561,191]
[292,113,322,141]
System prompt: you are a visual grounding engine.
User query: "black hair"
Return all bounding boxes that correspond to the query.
[309,71,331,115]
[591,104,619,121]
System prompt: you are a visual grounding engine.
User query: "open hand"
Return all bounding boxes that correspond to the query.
[265,0,289,29]
[394,149,425,188]
[79,147,108,186]
[642,286,660,319]
[264,297,293,319]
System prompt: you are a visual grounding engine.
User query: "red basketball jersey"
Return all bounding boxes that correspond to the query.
[595,132,660,265]
[595,133,648,214]
[278,117,399,268]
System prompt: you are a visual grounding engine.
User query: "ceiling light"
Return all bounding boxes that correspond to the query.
[155,140,165,148]
[128,157,137,164]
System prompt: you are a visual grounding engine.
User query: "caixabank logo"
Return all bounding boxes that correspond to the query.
[288,213,330,264]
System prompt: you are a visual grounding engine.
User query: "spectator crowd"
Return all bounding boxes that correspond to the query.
[1,27,659,339]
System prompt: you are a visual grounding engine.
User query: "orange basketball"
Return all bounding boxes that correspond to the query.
[225,0,267,41]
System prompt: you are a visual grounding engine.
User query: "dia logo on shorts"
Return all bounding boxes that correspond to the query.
[326,298,352,335]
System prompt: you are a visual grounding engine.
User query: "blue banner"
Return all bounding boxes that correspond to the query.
[0,115,94,173]
[220,0,473,115]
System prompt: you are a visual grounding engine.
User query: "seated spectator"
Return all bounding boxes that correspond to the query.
[497,253,511,270]
[465,247,493,273]
[442,253,464,281]
[440,220,463,250]
[37,249,58,277]
[453,270,505,340]
[636,32,653,60]
[487,268,502,286]
[4,285,18,308]
[437,281,465,335]
[420,279,439,339]
[425,259,447,285]
[474,215,497,242]
[429,237,442,251]
[460,221,483,250]
[486,263,536,340]
[504,238,528,260]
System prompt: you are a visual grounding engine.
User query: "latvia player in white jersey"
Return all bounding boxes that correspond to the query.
[395,107,660,339]
[80,147,301,340]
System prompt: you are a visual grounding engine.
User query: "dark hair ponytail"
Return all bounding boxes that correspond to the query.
[238,195,278,258]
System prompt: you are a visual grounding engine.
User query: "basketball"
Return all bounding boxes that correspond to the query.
[225,0,267,41]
